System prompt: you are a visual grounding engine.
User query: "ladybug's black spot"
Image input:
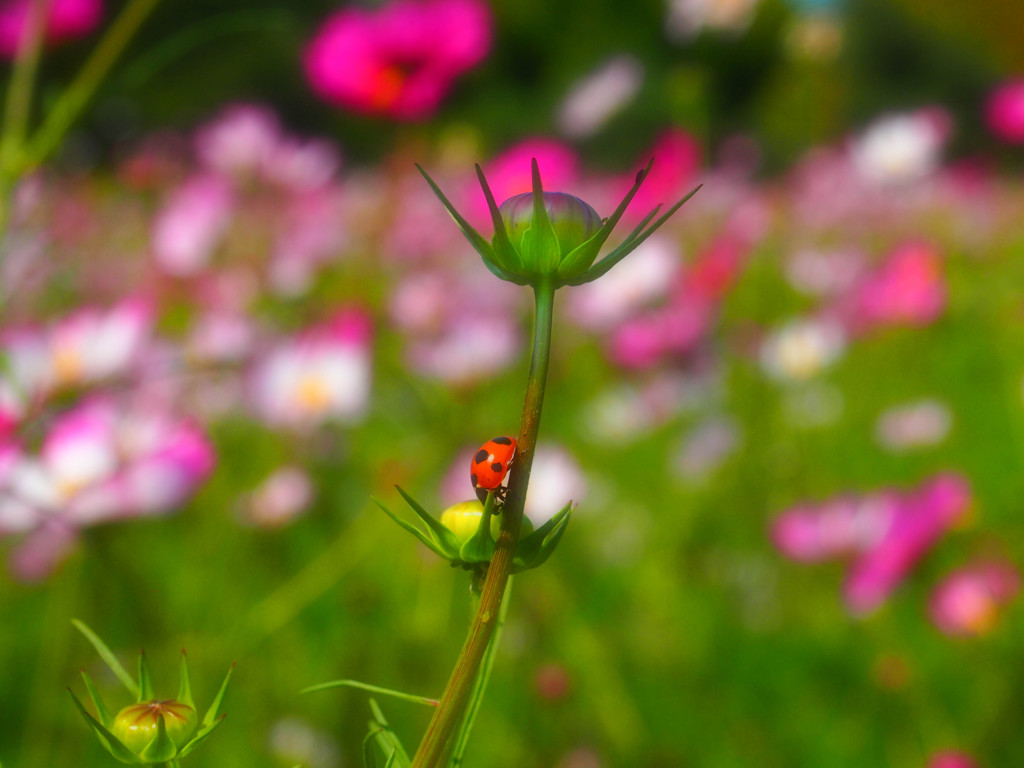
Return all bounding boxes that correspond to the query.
[471,472,479,487]
[474,449,489,464]
[491,462,503,472]
[492,436,513,445]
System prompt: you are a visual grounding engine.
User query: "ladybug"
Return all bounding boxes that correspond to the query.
[471,436,517,502]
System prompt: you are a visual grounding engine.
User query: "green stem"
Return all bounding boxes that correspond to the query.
[409,280,556,768]
[0,0,50,236]
[22,0,161,171]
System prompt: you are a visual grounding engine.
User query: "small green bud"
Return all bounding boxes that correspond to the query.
[440,500,534,545]
[112,700,197,755]
[497,191,603,280]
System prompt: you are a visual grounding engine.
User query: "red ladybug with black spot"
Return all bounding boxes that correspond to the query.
[471,436,517,502]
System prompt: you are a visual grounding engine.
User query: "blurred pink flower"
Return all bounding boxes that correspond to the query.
[0,398,214,580]
[390,268,522,383]
[238,466,314,528]
[303,0,491,120]
[929,560,1019,637]
[469,138,579,223]
[845,473,972,615]
[0,0,102,58]
[618,129,702,224]
[606,235,747,369]
[152,174,234,277]
[269,188,346,296]
[985,79,1024,144]
[194,104,282,179]
[250,308,373,428]
[557,55,643,138]
[928,752,978,768]
[772,473,972,615]
[773,493,900,563]
[0,298,153,416]
[846,241,947,332]
[875,399,952,452]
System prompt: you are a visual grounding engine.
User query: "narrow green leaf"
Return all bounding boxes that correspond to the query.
[178,651,194,709]
[415,164,497,263]
[383,751,398,768]
[71,619,139,698]
[177,715,226,757]
[369,699,411,768]
[300,679,438,707]
[362,728,379,768]
[140,714,177,763]
[394,486,463,554]
[80,669,112,728]
[372,497,450,558]
[137,650,153,702]
[68,689,141,764]
[201,663,234,728]
[459,491,498,564]
[450,577,513,766]
[577,184,701,285]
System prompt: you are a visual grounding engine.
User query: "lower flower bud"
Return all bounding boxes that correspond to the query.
[112,699,198,755]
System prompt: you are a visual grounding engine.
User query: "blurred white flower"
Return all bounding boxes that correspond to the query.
[760,318,845,381]
[557,55,644,138]
[850,109,950,187]
[268,716,340,768]
[250,309,373,428]
[666,0,760,40]
[875,399,951,452]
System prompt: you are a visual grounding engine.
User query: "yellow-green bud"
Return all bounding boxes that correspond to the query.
[111,699,197,755]
[440,500,534,545]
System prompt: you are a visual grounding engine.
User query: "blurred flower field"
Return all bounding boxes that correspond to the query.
[2,0,1024,766]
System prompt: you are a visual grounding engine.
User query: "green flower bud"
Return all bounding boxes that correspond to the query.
[440,500,534,545]
[112,700,197,755]
[416,158,700,290]
[69,622,234,766]
[496,191,603,280]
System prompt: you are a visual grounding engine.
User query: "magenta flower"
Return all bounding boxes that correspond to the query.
[929,560,1020,637]
[928,752,978,768]
[846,241,947,332]
[617,129,701,224]
[303,0,492,120]
[845,473,972,615]
[0,0,102,58]
[772,473,972,615]
[986,79,1024,143]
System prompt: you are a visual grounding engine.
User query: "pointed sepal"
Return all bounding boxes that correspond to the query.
[177,715,226,758]
[139,714,177,763]
[571,184,701,285]
[395,486,463,555]
[178,650,194,710]
[202,662,235,728]
[475,164,521,275]
[68,689,141,765]
[137,650,153,702]
[372,496,451,558]
[80,669,112,728]
[513,502,573,573]
[459,492,499,564]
